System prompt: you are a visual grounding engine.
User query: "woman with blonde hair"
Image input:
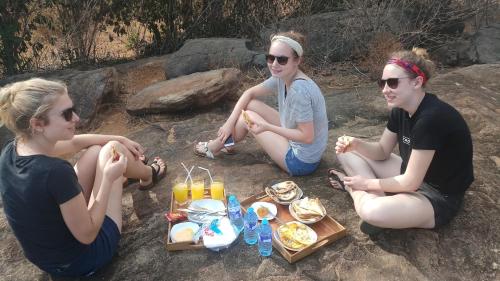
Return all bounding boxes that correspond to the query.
[194,31,328,176]
[0,78,166,276]
[328,48,473,235]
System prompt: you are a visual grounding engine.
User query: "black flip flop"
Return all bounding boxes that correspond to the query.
[327,168,346,192]
[124,155,150,186]
[138,158,167,191]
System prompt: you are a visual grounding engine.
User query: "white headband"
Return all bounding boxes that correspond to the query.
[271,35,304,57]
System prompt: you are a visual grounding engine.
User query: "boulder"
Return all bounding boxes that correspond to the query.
[0,67,116,128]
[126,68,241,115]
[164,38,259,78]
[435,23,500,66]
[114,55,169,98]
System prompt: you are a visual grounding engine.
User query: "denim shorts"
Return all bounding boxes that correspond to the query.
[44,216,121,277]
[284,148,320,176]
[417,182,464,228]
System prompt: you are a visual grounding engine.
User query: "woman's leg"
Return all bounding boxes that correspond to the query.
[88,141,126,231]
[74,145,102,204]
[336,152,435,229]
[202,99,281,154]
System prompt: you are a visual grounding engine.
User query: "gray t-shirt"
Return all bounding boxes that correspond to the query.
[261,76,328,163]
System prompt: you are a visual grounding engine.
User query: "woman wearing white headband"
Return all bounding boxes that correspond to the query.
[195,31,328,176]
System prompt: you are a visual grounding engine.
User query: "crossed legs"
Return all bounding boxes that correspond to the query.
[199,99,290,172]
[336,152,435,229]
[74,141,161,231]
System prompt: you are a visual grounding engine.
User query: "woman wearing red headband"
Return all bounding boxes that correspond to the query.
[194,31,328,176]
[328,48,473,235]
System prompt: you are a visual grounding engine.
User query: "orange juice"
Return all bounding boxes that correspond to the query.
[173,182,189,205]
[210,181,224,200]
[191,180,205,200]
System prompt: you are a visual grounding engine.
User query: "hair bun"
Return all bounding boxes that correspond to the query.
[412,47,430,60]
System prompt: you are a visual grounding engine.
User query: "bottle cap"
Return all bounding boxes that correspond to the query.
[247,207,254,213]
[228,195,235,201]
[262,218,268,225]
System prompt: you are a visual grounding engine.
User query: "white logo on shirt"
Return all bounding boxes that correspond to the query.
[402,136,411,145]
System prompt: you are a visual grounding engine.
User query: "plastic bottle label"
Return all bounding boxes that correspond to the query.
[245,221,257,230]
[228,206,242,219]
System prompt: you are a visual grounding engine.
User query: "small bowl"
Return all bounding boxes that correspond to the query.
[170,222,200,243]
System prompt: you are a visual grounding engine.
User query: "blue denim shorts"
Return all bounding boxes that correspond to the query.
[284,148,320,176]
[44,216,121,277]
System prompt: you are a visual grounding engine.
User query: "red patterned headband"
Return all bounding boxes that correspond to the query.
[387,58,427,84]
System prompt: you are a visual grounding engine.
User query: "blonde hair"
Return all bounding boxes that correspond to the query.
[389,47,435,86]
[0,78,67,140]
[270,31,307,58]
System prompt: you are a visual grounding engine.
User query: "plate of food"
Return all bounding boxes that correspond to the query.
[264,181,303,205]
[289,197,327,224]
[250,201,277,220]
[274,221,317,251]
[170,222,200,243]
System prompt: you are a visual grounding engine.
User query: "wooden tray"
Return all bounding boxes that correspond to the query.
[165,187,226,251]
[240,192,347,263]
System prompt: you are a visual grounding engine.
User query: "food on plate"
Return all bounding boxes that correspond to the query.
[110,145,120,162]
[265,181,300,203]
[291,197,326,221]
[256,206,270,218]
[173,228,194,242]
[241,110,253,126]
[164,212,188,223]
[277,222,315,250]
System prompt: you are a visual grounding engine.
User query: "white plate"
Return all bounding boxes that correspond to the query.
[274,221,318,251]
[170,222,200,243]
[187,199,226,224]
[250,201,277,221]
[266,182,303,205]
[289,198,326,224]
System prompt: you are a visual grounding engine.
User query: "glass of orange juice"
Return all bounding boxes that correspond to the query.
[191,178,205,200]
[173,180,189,205]
[210,177,225,200]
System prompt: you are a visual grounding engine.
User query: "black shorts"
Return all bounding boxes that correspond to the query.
[417,182,464,228]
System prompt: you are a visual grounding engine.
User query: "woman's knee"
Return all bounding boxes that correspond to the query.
[357,200,387,225]
[100,140,124,155]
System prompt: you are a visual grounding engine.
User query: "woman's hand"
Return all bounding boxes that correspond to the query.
[120,137,144,160]
[343,175,370,191]
[217,122,233,144]
[103,152,128,183]
[247,118,269,135]
[335,135,355,154]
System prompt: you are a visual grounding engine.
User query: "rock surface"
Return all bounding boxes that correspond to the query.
[164,38,260,79]
[126,68,242,115]
[0,64,499,281]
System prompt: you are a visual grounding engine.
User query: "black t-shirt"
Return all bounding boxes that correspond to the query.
[0,141,86,268]
[387,93,474,195]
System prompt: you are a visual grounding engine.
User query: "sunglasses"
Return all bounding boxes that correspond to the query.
[377,77,411,89]
[265,54,289,65]
[61,107,76,121]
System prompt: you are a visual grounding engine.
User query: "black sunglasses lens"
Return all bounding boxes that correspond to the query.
[377,79,386,89]
[266,55,275,64]
[276,56,288,65]
[386,78,399,89]
[62,107,74,121]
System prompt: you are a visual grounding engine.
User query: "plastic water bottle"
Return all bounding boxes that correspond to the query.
[227,195,244,233]
[244,207,258,245]
[258,218,273,257]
